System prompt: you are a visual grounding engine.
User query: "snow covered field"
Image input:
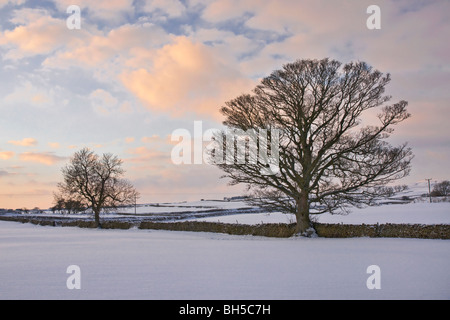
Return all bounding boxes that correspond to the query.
[1,220,449,300]
[1,182,449,300]
[193,202,450,226]
[186,182,450,225]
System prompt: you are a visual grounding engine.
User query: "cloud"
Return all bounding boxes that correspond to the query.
[0,170,10,177]
[0,0,448,208]
[0,168,20,177]
[119,101,133,113]
[0,8,71,60]
[51,0,135,24]
[125,146,169,164]
[197,0,450,79]
[358,0,450,72]
[0,0,26,9]
[141,135,160,143]
[19,152,66,165]
[89,88,119,115]
[120,36,255,119]
[41,22,168,85]
[8,138,38,147]
[201,0,365,36]
[48,142,60,149]
[44,22,167,68]
[3,81,56,108]
[0,151,15,160]
[143,0,186,18]
[89,89,135,115]
[201,0,258,23]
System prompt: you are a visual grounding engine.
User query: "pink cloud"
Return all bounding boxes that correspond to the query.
[125,137,135,144]
[43,23,167,71]
[120,36,255,119]
[8,138,38,147]
[19,152,65,166]
[125,146,169,164]
[48,142,60,149]
[0,9,70,59]
[141,135,160,143]
[0,151,15,160]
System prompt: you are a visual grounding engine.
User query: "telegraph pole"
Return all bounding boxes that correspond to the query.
[425,178,432,203]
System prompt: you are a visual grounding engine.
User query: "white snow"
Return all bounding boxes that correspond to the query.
[317,202,450,225]
[183,181,449,225]
[0,220,449,300]
[191,201,450,225]
[194,211,297,225]
[117,200,252,214]
[1,181,449,300]
[33,199,253,218]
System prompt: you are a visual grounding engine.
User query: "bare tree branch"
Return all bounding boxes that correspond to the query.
[214,58,413,235]
[55,148,139,227]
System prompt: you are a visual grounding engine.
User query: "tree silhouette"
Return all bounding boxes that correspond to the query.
[215,58,413,235]
[55,148,139,228]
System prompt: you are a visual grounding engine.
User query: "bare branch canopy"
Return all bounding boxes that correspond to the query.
[215,58,413,235]
[55,148,139,227]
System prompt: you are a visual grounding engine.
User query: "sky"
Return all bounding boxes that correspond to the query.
[0,0,449,209]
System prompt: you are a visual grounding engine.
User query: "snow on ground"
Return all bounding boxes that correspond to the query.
[0,220,449,300]
[183,181,450,225]
[32,200,448,224]
[317,202,450,225]
[117,200,253,214]
[191,201,450,225]
[1,182,448,299]
[193,211,297,225]
[30,200,254,219]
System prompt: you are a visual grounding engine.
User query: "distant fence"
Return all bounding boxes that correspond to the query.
[0,215,449,239]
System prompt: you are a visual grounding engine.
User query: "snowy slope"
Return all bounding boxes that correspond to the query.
[191,202,450,225]
[117,200,253,214]
[124,181,449,225]
[317,202,450,225]
[187,181,450,225]
[0,221,449,300]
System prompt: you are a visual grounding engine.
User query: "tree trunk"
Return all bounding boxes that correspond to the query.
[94,208,101,228]
[295,192,313,236]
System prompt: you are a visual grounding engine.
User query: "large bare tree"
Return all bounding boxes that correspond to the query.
[55,148,139,228]
[214,58,413,235]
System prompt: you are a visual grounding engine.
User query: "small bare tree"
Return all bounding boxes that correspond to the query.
[214,58,413,235]
[55,148,139,228]
[431,180,450,197]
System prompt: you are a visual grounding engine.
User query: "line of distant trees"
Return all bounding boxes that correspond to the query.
[430,180,450,197]
[51,198,85,214]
